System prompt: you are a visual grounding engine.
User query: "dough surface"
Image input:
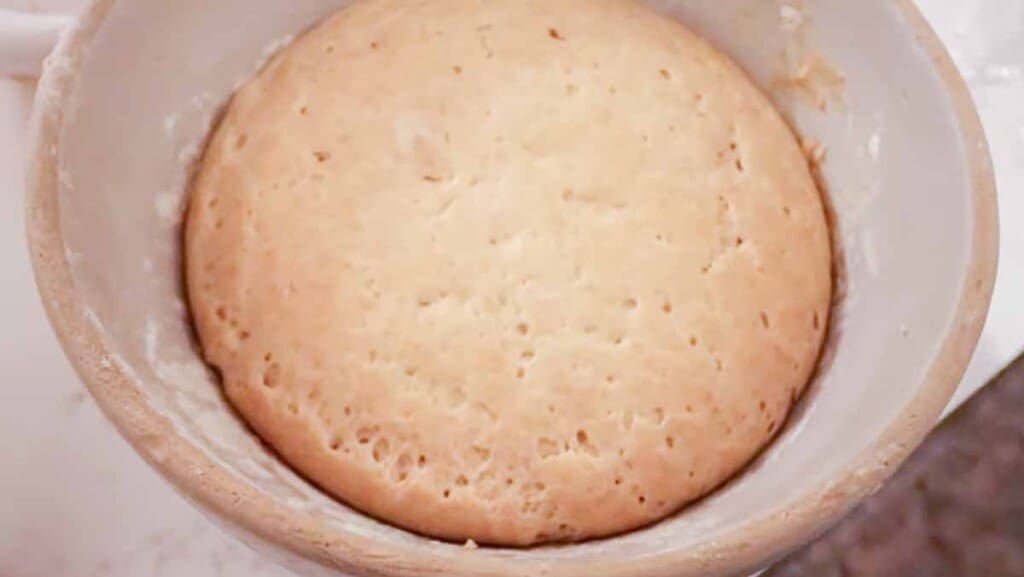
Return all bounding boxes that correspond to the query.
[186,0,832,546]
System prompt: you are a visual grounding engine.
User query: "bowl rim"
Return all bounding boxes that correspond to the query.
[24,0,998,575]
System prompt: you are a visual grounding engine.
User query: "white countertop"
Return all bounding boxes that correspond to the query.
[1,1,1021,575]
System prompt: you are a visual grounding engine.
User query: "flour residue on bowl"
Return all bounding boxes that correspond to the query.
[779,3,806,32]
[774,1,847,112]
[785,53,847,111]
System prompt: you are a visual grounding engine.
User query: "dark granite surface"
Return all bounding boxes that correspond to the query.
[767,354,1024,577]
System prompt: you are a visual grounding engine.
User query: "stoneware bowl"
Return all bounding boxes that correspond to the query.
[23,0,998,576]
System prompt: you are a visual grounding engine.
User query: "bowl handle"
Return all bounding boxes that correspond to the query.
[0,9,73,79]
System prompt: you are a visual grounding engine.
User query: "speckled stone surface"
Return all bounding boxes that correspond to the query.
[767,354,1024,577]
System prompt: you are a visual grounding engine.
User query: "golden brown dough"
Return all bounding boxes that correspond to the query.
[186,0,832,546]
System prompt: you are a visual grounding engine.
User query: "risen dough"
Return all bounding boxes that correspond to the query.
[186,0,832,546]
